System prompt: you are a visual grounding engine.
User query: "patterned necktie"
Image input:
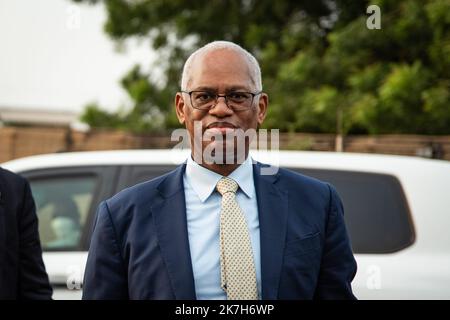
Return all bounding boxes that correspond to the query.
[216,177,258,300]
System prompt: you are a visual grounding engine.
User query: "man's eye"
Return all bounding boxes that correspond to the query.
[195,93,214,101]
[229,92,249,101]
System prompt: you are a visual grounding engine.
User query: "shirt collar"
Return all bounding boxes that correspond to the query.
[185,156,255,203]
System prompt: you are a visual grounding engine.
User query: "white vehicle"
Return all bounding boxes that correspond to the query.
[2,149,450,300]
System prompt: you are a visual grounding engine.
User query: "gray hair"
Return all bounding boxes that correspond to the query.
[180,41,262,91]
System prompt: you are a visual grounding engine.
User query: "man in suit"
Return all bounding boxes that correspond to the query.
[83,41,357,300]
[0,167,53,299]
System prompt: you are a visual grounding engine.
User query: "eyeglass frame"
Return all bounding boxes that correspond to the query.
[180,90,263,111]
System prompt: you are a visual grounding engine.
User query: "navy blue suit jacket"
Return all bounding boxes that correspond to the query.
[0,168,52,299]
[83,163,357,299]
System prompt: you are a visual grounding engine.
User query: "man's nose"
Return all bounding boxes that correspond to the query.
[208,96,234,117]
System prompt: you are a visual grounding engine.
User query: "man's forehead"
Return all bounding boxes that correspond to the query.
[196,48,248,65]
[187,49,254,89]
[189,84,252,92]
[187,77,254,91]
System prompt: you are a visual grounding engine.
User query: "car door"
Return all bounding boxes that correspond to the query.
[115,164,177,192]
[22,166,119,299]
[289,167,416,299]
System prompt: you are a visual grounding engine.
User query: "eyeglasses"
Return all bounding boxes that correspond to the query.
[181,90,262,111]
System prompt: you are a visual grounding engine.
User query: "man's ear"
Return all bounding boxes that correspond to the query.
[175,92,186,124]
[257,93,269,125]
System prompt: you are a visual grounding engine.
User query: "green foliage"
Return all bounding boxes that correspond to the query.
[77,0,450,134]
[80,103,123,129]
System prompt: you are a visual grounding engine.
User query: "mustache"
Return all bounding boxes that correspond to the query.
[205,122,238,129]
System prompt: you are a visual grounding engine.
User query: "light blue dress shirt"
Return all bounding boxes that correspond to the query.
[183,156,261,300]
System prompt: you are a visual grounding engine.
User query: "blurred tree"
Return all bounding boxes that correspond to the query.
[74,0,449,135]
[80,103,122,129]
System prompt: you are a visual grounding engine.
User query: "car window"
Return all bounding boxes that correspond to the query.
[290,168,415,254]
[29,175,97,251]
[116,165,177,192]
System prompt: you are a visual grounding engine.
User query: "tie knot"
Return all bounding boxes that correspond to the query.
[216,177,239,195]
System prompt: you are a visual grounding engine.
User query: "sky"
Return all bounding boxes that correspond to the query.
[0,0,156,114]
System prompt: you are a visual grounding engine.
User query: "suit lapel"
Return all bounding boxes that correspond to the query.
[151,164,196,299]
[253,163,288,300]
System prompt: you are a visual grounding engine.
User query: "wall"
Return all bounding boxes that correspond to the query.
[1,126,449,163]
